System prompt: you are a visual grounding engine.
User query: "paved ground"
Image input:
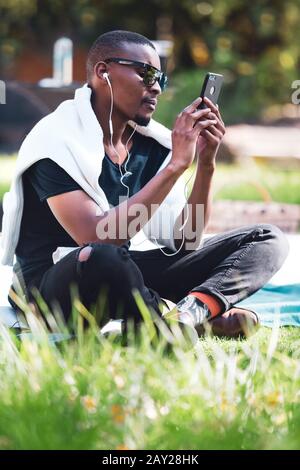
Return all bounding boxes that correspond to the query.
[223,124,300,166]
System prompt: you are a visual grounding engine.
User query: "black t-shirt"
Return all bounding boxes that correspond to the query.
[15,132,169,287]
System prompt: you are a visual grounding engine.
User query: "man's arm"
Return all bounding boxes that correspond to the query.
[48,163,183,246]
[174,98,225,250]
[48,98,216,247]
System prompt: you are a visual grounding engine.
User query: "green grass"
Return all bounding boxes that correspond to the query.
[1,153,299,450]
[180,162,300,206]
[0,302,300,450]
[213,163,300,205]
[0,155,16,181]
[0,182,9,203]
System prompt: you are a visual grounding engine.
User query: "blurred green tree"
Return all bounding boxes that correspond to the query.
[0,0,299,123]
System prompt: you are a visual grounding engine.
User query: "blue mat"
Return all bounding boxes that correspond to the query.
[237,284,300,327]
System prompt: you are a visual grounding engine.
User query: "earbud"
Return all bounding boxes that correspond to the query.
[103,72,110,83]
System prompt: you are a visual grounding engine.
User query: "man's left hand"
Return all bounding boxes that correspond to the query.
[196,97,225,166]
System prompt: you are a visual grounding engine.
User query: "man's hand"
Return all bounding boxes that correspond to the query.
[196,97,225,166]
[170,97,218,173]
[174,97,225,245]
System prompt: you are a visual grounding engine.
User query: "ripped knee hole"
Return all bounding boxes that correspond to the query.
[78,246,93,262]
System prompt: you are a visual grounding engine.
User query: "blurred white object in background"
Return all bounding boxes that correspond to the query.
[53,37,73,85]
[151,40,173,71]
[39,37,73,87]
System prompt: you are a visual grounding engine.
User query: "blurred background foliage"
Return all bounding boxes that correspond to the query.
[0,0,299,124]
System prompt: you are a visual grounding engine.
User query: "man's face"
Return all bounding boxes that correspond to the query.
[105,43,162,126]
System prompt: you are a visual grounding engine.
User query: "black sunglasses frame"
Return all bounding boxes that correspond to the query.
[104,57,168,91]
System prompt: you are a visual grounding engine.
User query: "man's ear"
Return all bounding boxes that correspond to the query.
[94,61,109,81]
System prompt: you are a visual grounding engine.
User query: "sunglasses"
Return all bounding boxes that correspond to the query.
[104,57,168,91]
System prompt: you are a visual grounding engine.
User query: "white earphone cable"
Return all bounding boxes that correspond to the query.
[105,72,197,257]
[106,74,136,198]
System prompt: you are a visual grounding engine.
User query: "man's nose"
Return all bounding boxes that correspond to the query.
[149,79,161,95]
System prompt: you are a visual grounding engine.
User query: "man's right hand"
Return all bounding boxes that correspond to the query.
[169,97,217,173]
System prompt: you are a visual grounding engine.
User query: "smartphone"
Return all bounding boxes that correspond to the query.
[198,72,223,109]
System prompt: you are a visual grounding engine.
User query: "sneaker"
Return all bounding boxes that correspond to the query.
[163,295,211,342]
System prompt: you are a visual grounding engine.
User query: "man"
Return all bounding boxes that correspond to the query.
[2,30,288,337]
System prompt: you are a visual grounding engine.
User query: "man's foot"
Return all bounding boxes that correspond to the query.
[163,296,259,339]
[197,307,260,338]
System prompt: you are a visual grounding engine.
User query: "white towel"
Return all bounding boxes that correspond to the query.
[1,84,187,266]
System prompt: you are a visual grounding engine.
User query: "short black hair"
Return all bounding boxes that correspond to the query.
[86,30,156,81]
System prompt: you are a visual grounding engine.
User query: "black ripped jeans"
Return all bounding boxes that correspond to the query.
[16,224,289,326]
